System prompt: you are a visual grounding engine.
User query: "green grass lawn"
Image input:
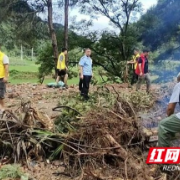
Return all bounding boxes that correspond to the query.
[10,57,39,72]
[9,65,38,72]
[9,74,83,85]
[9,57,83,85]
[9,57,107,85]
[9,57,163,85]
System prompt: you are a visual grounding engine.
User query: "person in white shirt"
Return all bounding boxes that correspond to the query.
[158,73,180,147]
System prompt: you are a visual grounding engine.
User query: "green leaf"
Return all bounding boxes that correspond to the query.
[32,130,54,136]
[49,144,64,160]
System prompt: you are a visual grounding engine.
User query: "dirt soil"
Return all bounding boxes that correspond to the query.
[6,83,78,117]
[3,82,175,180]
[6,82,165,118]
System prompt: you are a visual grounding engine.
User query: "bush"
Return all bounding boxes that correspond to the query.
[37,43,80,83]
[36,43,55,82]
[68,69,78,79]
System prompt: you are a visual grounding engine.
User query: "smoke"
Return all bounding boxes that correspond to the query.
[141,83,180,129]
[141,82,180,129]
[152,60,180,83]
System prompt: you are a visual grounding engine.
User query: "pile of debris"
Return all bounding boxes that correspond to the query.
[60,94,161,180]
[0,100,55,164]
[0,85,177,179]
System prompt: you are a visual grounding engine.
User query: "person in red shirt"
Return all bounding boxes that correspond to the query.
[136,49,150,93]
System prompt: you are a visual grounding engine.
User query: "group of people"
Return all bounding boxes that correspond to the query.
[56,47,151,101]
[126,48,180,147]
[56,48,93,100]
[1,44,180,148]
[127,48,180,147]
[127,49,150,93]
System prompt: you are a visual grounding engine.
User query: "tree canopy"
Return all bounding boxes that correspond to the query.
[1,0,180,81]
[137,0,180,60]
[0,0,49,50]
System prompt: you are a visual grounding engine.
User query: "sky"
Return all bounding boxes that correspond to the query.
[39,0,158,30]
[67,0,158,31]
[140,0,157,10]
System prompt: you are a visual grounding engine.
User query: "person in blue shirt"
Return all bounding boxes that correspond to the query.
[79,53,93,93]
[79,48,93,100]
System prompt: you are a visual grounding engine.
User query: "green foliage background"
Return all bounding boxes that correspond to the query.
[2,0,180,83]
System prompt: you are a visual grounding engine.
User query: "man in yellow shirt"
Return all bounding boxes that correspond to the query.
[56,48,68,88]
[127,49,140,85]
[0,45,9,113]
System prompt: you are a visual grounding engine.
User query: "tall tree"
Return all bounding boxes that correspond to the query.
[0,0,18,23]
[64,0,69,49]
[71,0,142,80]
[0,0,48,49]
[32,0,59,69]
[47,0,59,67]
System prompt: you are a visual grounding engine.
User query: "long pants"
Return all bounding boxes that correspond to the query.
[82,76,92,98]
[136,73,151,92]
[79,78,83,92]
[131,70,138,85]
[158,115,180,147]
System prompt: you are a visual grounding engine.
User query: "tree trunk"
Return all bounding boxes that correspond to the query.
[47,0,59,73]
[64,0,69,66]
[64,0,69,49]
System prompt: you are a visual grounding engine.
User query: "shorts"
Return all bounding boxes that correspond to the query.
[57,69,66,76]
[0,79,6,99]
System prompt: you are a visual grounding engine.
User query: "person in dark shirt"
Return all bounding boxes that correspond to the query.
[136,49,151,93]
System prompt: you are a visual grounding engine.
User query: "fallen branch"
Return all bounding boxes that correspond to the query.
[108,110,124,119]
[125,157,128,180]
[104,132,141,171]
[52,106,82,115]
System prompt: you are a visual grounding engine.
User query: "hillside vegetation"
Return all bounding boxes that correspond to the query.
[1,0,180,83]
[138,0,180,61]
[1,1,180,179]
